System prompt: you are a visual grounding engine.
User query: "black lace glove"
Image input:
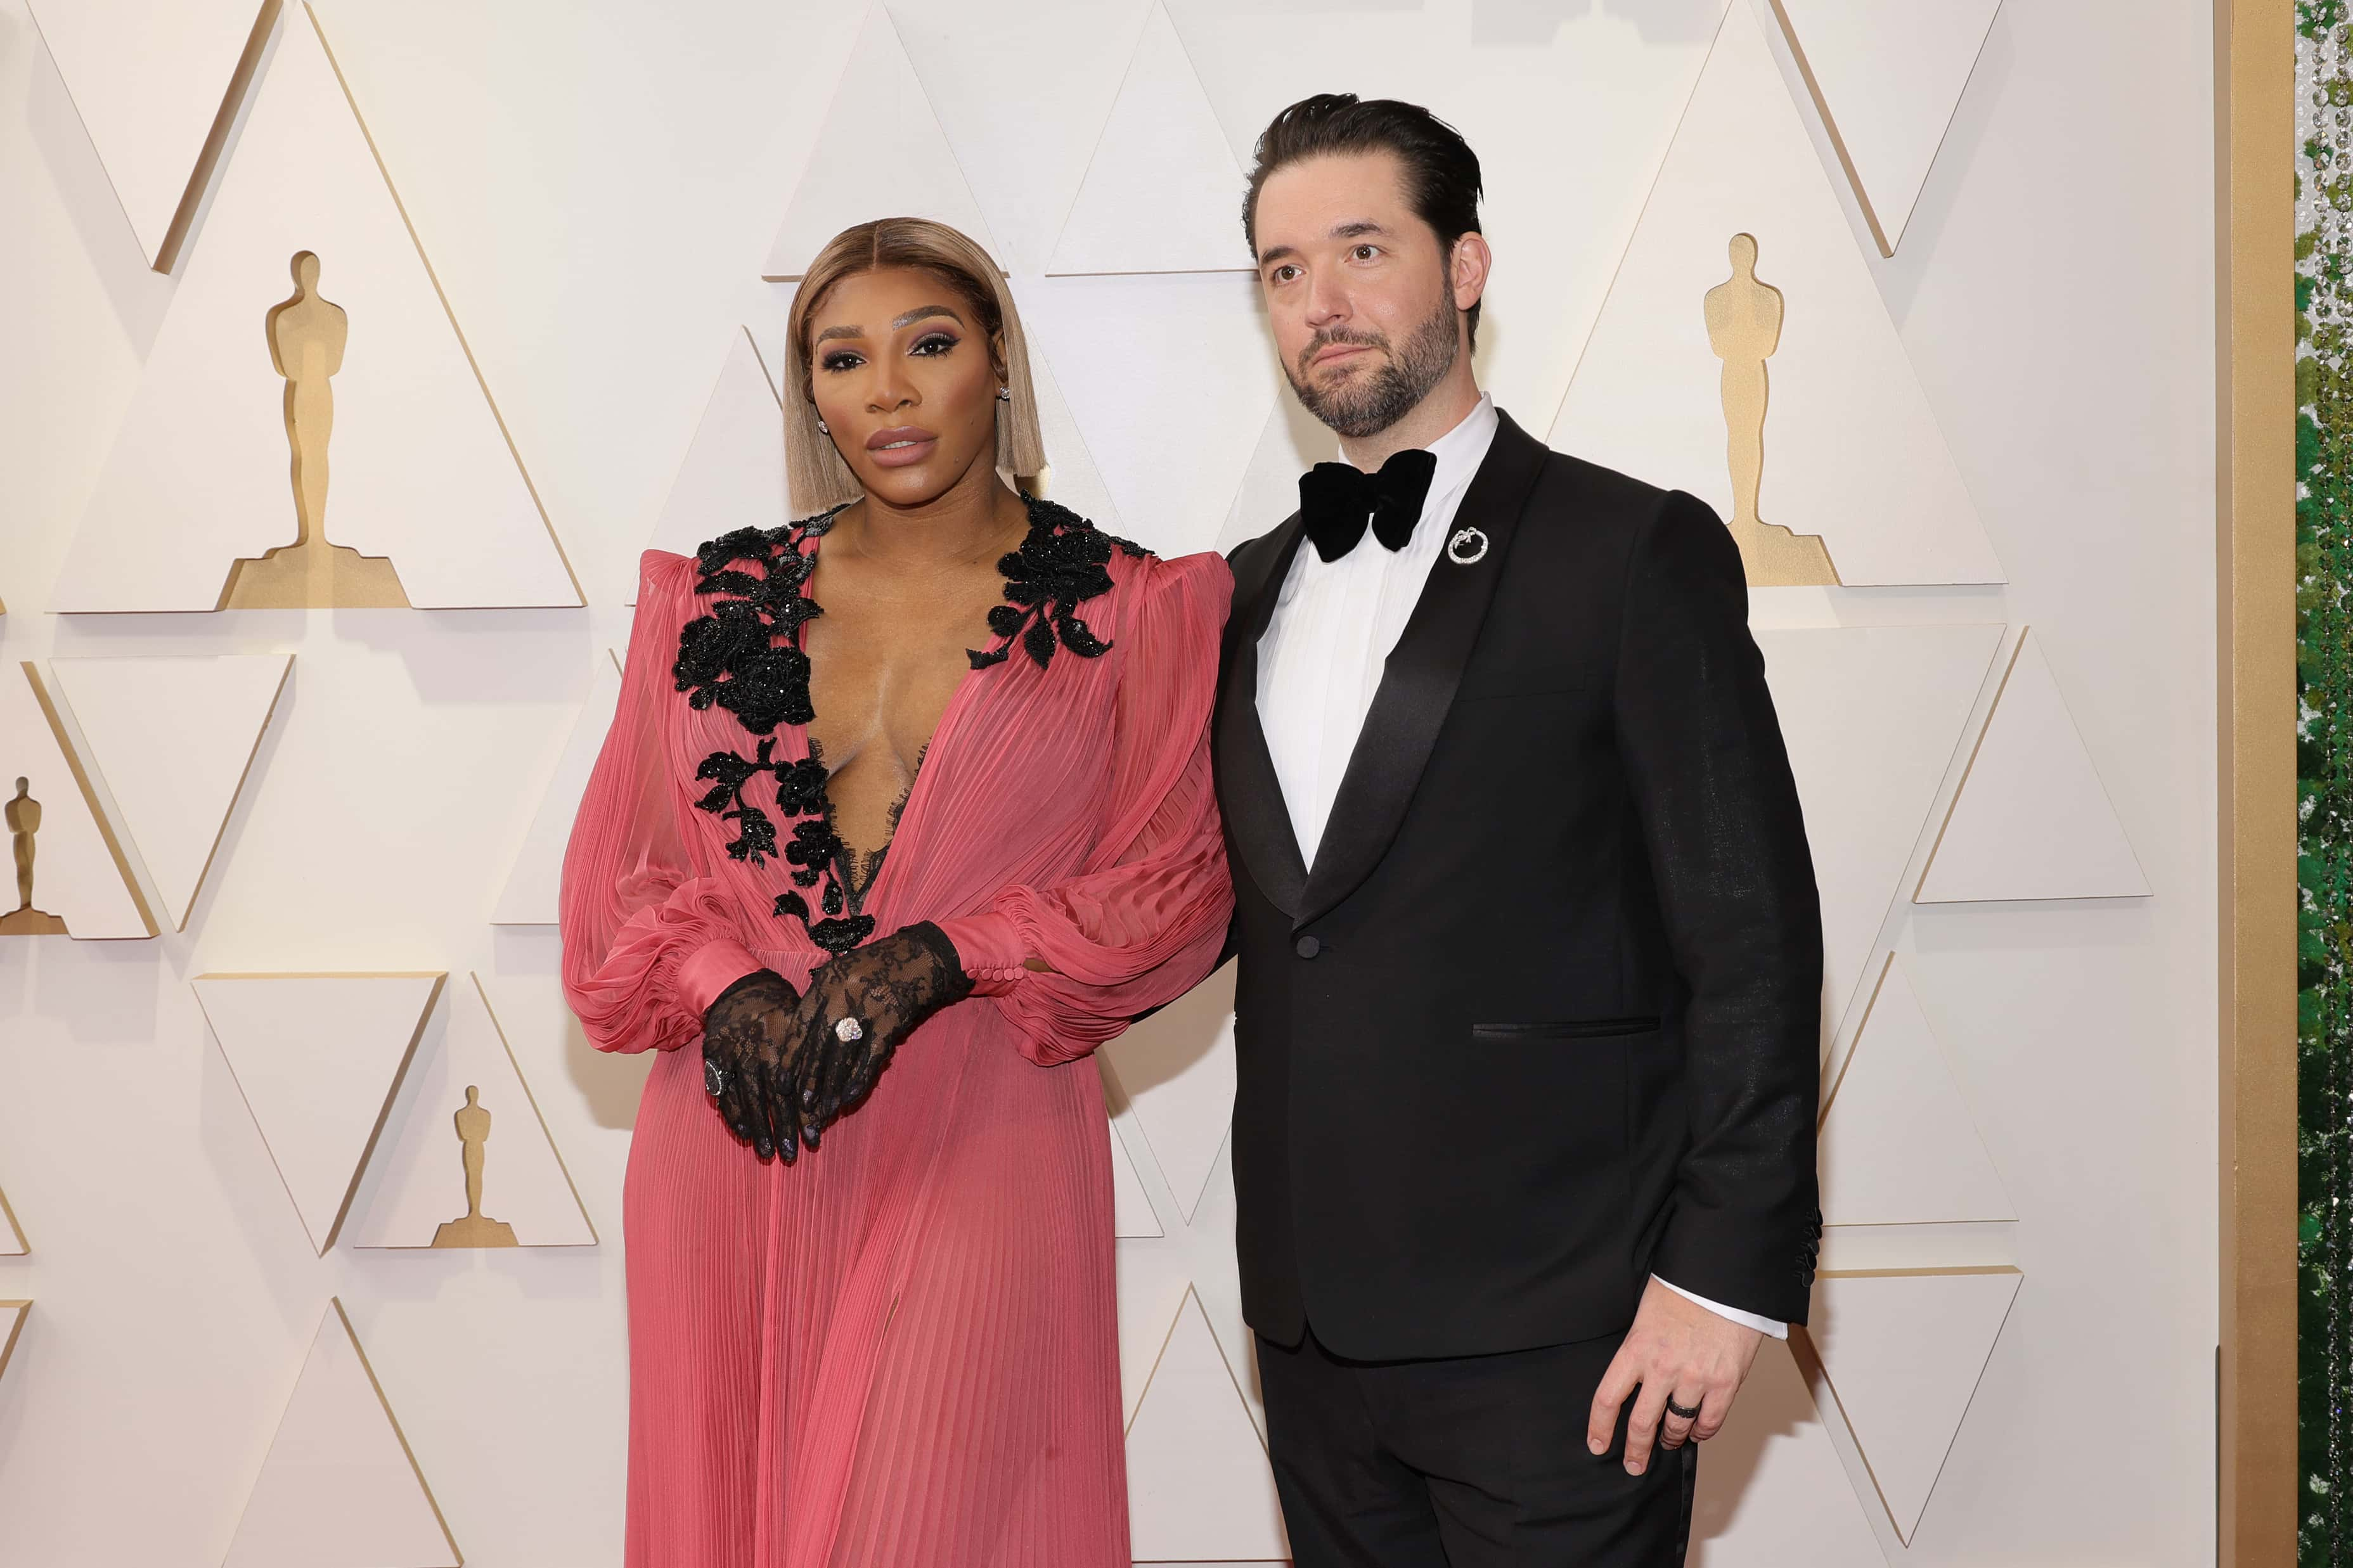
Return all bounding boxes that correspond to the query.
[699,968,812,1162]
[790,922,974,1145]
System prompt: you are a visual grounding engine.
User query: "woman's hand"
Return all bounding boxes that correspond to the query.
[787,922,974,1145]
[699,968,810,1162]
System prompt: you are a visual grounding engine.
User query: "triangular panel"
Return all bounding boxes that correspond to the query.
[195,972,446,1253]
[51,6,580,611]
[889,0,1147,274]
[1125,1288,1289,1562]
[348,975,595,1249]
[1768,0,2001,255]
[0,1301,26,1388]
[1689,1340,1885,1567]
[1048,3,1249,276]
[0,1181,23,1255]
[1100,965,1236,1225]
[1820,955,2013,1226]
[222,1299,460,1568]
[0,663,156,939]
[644,329,787,562]
[1218,398,1337,551]
[1099,1067,1164,1240]
[1026,273,1276,556]
[26,0,275,270]
[492,650,623,925]
[1550,3,2003,586]
[1755,625,2001,1033]
[1021,325,1128,536]
[1916,629,2151,903]
[49,653,291,930]
[759,9,1002,280]
[1806,1267,2021,1542]
[1109,1123,1161,1240]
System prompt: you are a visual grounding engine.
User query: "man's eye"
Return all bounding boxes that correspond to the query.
[1271,265,1299,284]
[1352,245,1381,261]
[820,351,863,372]
[910,333,958,356]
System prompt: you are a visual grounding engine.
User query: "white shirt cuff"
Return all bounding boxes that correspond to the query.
[1654,1275,1786,1339]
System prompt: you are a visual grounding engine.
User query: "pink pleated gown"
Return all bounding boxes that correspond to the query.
[559,534,1234,1567]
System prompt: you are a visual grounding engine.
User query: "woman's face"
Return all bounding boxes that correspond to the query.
[803,266,1003,509]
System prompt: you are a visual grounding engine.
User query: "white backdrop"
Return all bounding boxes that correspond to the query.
[0,1,2221,1564]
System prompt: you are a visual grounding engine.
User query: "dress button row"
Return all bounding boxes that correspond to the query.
[1294,935,1321,959]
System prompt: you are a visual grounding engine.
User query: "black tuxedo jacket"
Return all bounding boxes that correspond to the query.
[1213,412,1824,1362]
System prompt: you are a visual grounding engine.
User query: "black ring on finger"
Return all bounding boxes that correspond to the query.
[1664,1395,1703,1421]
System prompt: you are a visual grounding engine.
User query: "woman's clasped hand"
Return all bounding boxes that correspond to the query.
[699,921,976,1161]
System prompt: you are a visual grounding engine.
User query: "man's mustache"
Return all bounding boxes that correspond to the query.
[1298,328,1391,377]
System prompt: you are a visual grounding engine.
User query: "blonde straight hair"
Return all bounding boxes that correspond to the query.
[782,218,1048,513]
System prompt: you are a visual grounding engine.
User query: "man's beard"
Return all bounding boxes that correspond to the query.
[1285,295,1461,440]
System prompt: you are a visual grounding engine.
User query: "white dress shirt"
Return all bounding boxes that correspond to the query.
[1253,393,1786,1342]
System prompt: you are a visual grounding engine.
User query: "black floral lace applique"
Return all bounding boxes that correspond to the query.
[678,494,1133,956]
[969,494,1145,671]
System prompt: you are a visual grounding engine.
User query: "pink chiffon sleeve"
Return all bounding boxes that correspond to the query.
[936,552,1235,1066]
[559,551,769,1055]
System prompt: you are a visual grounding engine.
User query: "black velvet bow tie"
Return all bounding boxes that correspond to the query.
[1299,447,1440,563]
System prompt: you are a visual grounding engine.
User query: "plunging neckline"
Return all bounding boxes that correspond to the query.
[794,520,992,922]
[672,491,1141,954]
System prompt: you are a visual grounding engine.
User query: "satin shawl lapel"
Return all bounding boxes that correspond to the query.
[1215,513,1312,916]
[1295,412,1550,930]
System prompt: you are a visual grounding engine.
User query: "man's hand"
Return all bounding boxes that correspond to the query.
[1587,1276,1765,1475]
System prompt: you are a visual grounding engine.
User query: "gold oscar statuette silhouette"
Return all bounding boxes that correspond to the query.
[431,1085,518,1247]
[1703,234,1840,587]
[217,251,411,609]
[0,778,68,936]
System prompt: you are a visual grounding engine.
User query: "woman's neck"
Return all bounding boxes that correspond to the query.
[828,459,1030,572]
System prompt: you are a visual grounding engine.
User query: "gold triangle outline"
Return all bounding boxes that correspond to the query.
[195,971,448,1253]
[304,3,584,608]
[1795,1264,2022,1543]
[19,661,159,937]
[0,1301,27,1386]
[49,653,293,932]
[226,1297,463,1565]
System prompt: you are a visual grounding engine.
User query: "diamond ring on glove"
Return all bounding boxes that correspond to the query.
[704,1057,727,1096]
[835,1016,866,1043]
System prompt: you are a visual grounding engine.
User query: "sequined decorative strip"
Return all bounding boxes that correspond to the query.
[2297,12,2353,1562]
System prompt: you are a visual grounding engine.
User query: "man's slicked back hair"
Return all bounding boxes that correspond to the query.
[1242,93,1486,347]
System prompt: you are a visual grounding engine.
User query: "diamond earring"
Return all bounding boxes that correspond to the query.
[996,386,1010,402]
[816,418,829,434]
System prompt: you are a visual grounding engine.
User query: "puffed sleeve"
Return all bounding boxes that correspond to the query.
[558,551,770,1054]
[934,552,1235,1065]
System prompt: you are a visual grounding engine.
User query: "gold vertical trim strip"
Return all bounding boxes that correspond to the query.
[2218,0,2298,1561]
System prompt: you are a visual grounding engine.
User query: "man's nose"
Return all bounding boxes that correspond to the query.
[1305,276,1350,327]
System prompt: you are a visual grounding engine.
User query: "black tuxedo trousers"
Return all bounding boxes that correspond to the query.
[1214,413,1825,1366]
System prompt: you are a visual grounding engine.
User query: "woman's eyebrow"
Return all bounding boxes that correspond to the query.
[815,304,964,345]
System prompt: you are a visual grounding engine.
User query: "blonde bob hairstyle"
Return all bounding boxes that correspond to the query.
[782,217,1048,513]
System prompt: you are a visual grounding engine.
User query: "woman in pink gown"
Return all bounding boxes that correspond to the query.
[558,218,1232,1566]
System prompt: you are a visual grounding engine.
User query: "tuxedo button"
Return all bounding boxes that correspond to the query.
[1294,935,1321,959]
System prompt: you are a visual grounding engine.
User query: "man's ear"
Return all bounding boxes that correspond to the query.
[1450,231,1493,313]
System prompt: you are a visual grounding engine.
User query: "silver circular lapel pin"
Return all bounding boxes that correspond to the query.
[1447,526,1489,565]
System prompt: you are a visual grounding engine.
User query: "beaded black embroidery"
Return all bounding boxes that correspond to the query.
[676,493,1133,955]
[970,495,1145,671]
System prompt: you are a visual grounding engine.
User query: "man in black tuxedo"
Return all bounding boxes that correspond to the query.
[1215,94,1824,1565]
